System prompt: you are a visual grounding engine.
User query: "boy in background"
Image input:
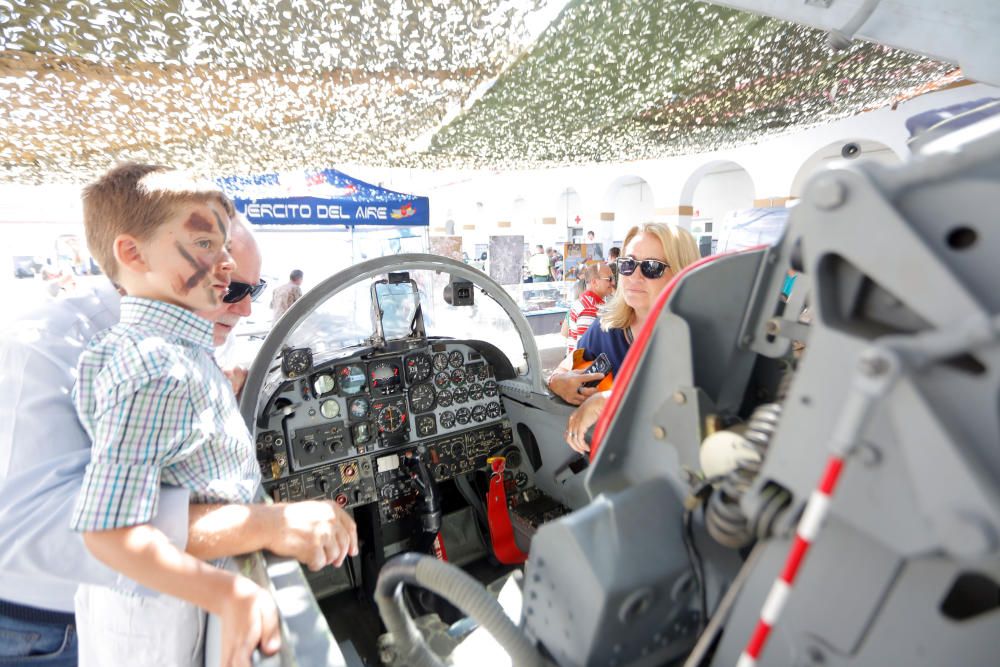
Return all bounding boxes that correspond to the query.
[70,163,279,666]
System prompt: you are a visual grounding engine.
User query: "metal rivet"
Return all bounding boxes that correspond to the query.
[653,426,666,439]
[672,391,686,405]
[765,318,781,336]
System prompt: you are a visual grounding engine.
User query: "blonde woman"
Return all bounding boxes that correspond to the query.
[545,223,700,453]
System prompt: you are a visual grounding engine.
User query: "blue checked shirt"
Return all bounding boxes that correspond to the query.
[71,297,259,532]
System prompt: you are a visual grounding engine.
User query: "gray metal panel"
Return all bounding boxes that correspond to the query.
[586,250,765,497]
[708,0,1000,86]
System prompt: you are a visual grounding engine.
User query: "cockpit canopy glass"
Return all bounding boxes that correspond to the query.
[282,268,527,373]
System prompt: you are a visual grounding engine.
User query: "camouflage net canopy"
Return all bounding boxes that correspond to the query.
[0,0,957,183]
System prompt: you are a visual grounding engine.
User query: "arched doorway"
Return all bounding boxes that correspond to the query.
[604,175,655,246]
[680,161,755,256]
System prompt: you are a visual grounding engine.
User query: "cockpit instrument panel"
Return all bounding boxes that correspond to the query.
[254,341,512,523]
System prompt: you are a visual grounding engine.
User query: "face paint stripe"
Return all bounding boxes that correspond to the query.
[175,242,210,293]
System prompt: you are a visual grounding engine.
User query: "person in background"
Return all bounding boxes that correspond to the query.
[546,224,700,453]
[587,230,604,259]
[608,246,621,286]
[566,261,615,354]
[560,277,587,340]
[271,268,304,322]
[528,245,550,282]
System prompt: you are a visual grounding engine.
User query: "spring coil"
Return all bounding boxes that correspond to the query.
[706,402,785,548]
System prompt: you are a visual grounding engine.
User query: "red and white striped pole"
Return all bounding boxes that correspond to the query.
[736,454,845,667]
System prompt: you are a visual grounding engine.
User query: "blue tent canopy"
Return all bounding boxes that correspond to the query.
[218,168,429,228]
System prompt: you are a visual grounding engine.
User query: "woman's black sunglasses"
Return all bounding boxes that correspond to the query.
[223,278,267,304]
[616,257,670,280]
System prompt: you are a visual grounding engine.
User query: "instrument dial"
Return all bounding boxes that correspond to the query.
[416,414,437,437]
[484,380,498,397]
[338,364,366,395]
[376,404,406,433]
[471,404,487,423]
[436,389,453,407]
[320,399,340,419]
[313,373,335,396]
[486,401,502,419]
[434,371,450,389]
[408,383,436,413]
[281,348,313,378]
[453,387,468,404]
[450,367,465,385]
[468,383,484,401]
[352,421,371,444]
[369,360,401,390]
[439,410,456,429]
[477,365,490,381]
[349,396,370,420]
[404,353,432,384]
[448,350,464,368]
[432,352,449,371]
[455,407,471,425]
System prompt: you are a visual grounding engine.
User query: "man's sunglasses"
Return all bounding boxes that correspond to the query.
[616,257,670,280]
[223,278,267,304]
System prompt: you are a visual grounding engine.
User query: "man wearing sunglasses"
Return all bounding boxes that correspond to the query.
[0,217,356,664]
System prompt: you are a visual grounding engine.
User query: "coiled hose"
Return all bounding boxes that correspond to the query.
[375,552,548,667]
[706,402,791,548]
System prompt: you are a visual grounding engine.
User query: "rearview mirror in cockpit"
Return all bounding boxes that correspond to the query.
[372,275,423,341]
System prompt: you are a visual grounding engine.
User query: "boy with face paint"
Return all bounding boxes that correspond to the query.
[70,163,279,666]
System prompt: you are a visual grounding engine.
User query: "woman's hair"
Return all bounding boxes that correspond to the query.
[601,222,700,330]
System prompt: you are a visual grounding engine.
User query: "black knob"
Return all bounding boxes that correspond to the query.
[317,478,329,494]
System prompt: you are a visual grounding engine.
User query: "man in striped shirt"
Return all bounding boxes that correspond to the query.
[567,261,615,353]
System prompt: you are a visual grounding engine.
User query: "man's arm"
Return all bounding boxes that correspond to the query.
[187,500,359,571]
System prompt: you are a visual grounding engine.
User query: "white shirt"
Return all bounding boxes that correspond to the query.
[0,283,190,612]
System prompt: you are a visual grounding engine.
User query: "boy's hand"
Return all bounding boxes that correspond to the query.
[220,577,281,667]
[267,500,360,571]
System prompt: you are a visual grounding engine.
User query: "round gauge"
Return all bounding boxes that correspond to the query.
[453,387,468,404]
[436,389,453,407]
[370,360,401,390]
[448,350,464,368]
[349,396,370,420]
[471,405,487,423]
[432,352,449,371]
[281,348,313,378]
[320,399,341,419]
[451,441,465,458]
[416,414,437,437]
[478,365,490,381]
[514,471,529,488]
[405,353,432,384]
[313,373,335,396]
[484,380,498,397]
[352,421,371,444]
[434,371,450,389]
[439,410,456,429]
[376,404,406,433]
[486,401,502,419]
[450,367,466,385]
[455,407,471,425]
[338,364,366,395]
[409,383,435,413]
[468,383,484,401]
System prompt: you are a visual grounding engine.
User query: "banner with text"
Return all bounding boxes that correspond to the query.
[219,168,429,227]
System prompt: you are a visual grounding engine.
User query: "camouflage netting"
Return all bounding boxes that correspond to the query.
[0,0,958,183]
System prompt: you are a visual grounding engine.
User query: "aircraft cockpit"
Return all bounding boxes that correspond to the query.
[236,254,580,665]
